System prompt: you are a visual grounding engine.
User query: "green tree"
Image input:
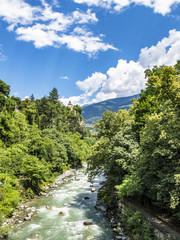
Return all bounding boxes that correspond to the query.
[22,155,50,192]
[30,94,35,101]
[132,65,180,137]
[95,109,130,139]
[73,104,82,114]
[48,87,59,101]
[137,110,180,215]
[0,80,10,97]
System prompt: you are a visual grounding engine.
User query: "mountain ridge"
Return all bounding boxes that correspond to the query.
[82,94,139,124]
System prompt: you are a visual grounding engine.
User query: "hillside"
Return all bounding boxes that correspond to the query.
[82,94,139,124]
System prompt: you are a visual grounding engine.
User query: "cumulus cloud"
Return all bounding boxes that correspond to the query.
[60,94,88,105]
[0,0,39,28]
[77,72,107,94]
[60,72,107,105]
[139,29,180,68]
[59,29,117,55]
[65,29,180,105]
[73,0,180,15]
[0,0,116,55]
[96,60,146,100]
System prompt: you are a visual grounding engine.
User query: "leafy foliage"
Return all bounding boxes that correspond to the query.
[121,208,161,240]
[88,62,180,222]
[0,80,94,224]
[0,174,21,217]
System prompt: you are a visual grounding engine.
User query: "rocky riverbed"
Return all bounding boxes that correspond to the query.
[6,168,118,240]
[95,186,128,240]
[2,169,77,235]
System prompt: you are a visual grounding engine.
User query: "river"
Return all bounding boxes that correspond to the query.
[8,168,114,240]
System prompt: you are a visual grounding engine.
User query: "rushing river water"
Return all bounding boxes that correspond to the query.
[8,169,114,240]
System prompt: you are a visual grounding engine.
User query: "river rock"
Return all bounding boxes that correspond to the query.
[87,236,95,239]
[83,221,94,226]
[39,192,47,196]
[115,236,123,240]
[29,233,35,239]
[116,237,127,240]
[24,216,31,221]
[46,206,52,210]
[91,188,96,192]
[58,211,65,216]
[95,205,107,212]
[84,197,90,200]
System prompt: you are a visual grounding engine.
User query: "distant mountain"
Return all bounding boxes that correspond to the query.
[82,94,139,124]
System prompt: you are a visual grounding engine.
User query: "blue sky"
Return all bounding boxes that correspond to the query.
[0,0,180,105]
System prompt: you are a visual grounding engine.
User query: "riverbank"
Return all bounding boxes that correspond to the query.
[4,168,114,240]
[96,185,180,240]
[0,169,77,239]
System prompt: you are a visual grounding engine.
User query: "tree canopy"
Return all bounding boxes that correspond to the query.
[88,61,180,220]
[0,81,93,231]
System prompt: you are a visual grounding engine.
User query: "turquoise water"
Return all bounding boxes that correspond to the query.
[8,169,114,240]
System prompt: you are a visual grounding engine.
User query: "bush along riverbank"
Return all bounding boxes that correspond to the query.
[0,169,79,239]
[96,184,179,240]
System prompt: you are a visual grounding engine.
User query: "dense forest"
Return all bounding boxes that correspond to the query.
[0,82,94,235]
[88,61,180,226]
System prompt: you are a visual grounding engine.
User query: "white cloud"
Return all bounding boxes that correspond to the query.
[0,0,40,28]
[16,24,60,48]
[14,92,19,96]
[97,60,146,99]
[0,0,116,55]
[139,29,180,68]
[60,72,107,105]
[73,0,180,15]
[59,29,117,56]
[66,29,180,105]
[60,76,69,80]
[77,72,107,93]
[52,0,60,8]
[60,94,88,105]
[23,96,30,100]
[94,91,118,103]
[0,45,7,61]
